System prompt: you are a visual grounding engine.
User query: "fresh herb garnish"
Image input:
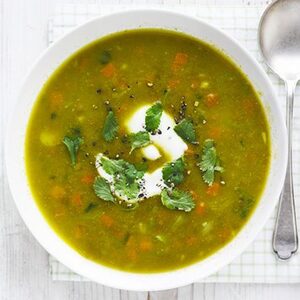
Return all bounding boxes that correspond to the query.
[100,50,111,65]
[103,111,118,142]
[161,189,195,212]
[129,131,150,153]
[199,139,224,186]
[93,177,115,202]
[84,202,99,213]
[98,156,145,201]
[162,157,185,187]
[114,174,140,202]
[62,136,83,166]
[174,119,197,144]
[235,188,254,219]
[145,101,163,132]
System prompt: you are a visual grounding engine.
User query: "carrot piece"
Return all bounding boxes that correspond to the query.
[101,63,116,78]
[204,93,219,107]
[74,225,85,239]
[186,236,197,246]
[81,173,94,185]
[196,202,206,215]
[100,214,114,228]
[49,91,63,108]
[167,78,180,89]
[172,52,188,71]
[50,185,66,199]
[208,126,221,139]
[243,98,256,114]
[206,182,220,197]
[70,193,82,207]
[139,239,153,251]
[185,148,196,156]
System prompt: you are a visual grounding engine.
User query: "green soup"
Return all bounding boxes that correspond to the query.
[25,29,270,273]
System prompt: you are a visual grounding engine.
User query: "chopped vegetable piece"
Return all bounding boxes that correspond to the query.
[101,63,116,78]
[174,119,197,144]
[129,131,150,153]
[62,135,83,166]
[235,188,255,218]
[206,182,220,196]
[85,202,98,213]
[162,157,185,187]
[100,50,111,64]
[103,111,118,142]
[199,139,223,186]
[93,177,115,202]
[161,189,195,212]
[145,102,163,132]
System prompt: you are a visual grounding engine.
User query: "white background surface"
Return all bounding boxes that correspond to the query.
[1,0,300,299]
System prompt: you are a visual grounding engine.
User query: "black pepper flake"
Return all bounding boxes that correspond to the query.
[96,88,102,94]
[142,157,147,162]
[167,126,170,130]
[129,94,135,99]
[92,141,97,147]
[85,153,90,158]
[138,193,144,198]
[157,129,162,135]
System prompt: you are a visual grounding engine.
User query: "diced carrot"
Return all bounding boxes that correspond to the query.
[190,80,199,89]
[54,207,66,218]
[101,63,116,78]
[172,52,188,71]
[50,185,66,199]
[139,239,153,251]
[81,173,94,185]
[167,78,180,89]
[127,248,137,261]
[49,91,63,108]
[70,193,82,207]
[208,126,221,139]
[100,214,114,228]
[74,225,85,239]
[204,93,219,107]
[186,236,197,246]
[206,182,220,197]
[243,98,256,114]
[185,148,196,156]
[196,202,206,215]
[218,228,231,242]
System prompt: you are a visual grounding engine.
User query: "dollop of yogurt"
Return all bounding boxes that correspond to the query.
[96,105,188,201]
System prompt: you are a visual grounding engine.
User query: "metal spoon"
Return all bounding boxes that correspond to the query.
[258,0,299,260]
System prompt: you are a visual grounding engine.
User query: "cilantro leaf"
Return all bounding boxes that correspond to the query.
[114,174,140,202]
[62,136,83,166]
[174,119,197,144]
[93,177,115,202]
[199,139,224,186]
[101,156,124,175]
[145,102,163,132]
[161,189,195,212]
[103,111,118,142]
[99,156,145,201]
[162,157,185,187]
[235,188,254,219]
[129,131,150,153]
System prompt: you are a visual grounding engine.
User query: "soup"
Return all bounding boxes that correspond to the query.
[25,29,270,272]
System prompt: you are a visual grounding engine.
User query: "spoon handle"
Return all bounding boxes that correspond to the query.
[273,80,298,260]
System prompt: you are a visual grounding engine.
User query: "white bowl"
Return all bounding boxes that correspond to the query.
[5,9,287,291]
